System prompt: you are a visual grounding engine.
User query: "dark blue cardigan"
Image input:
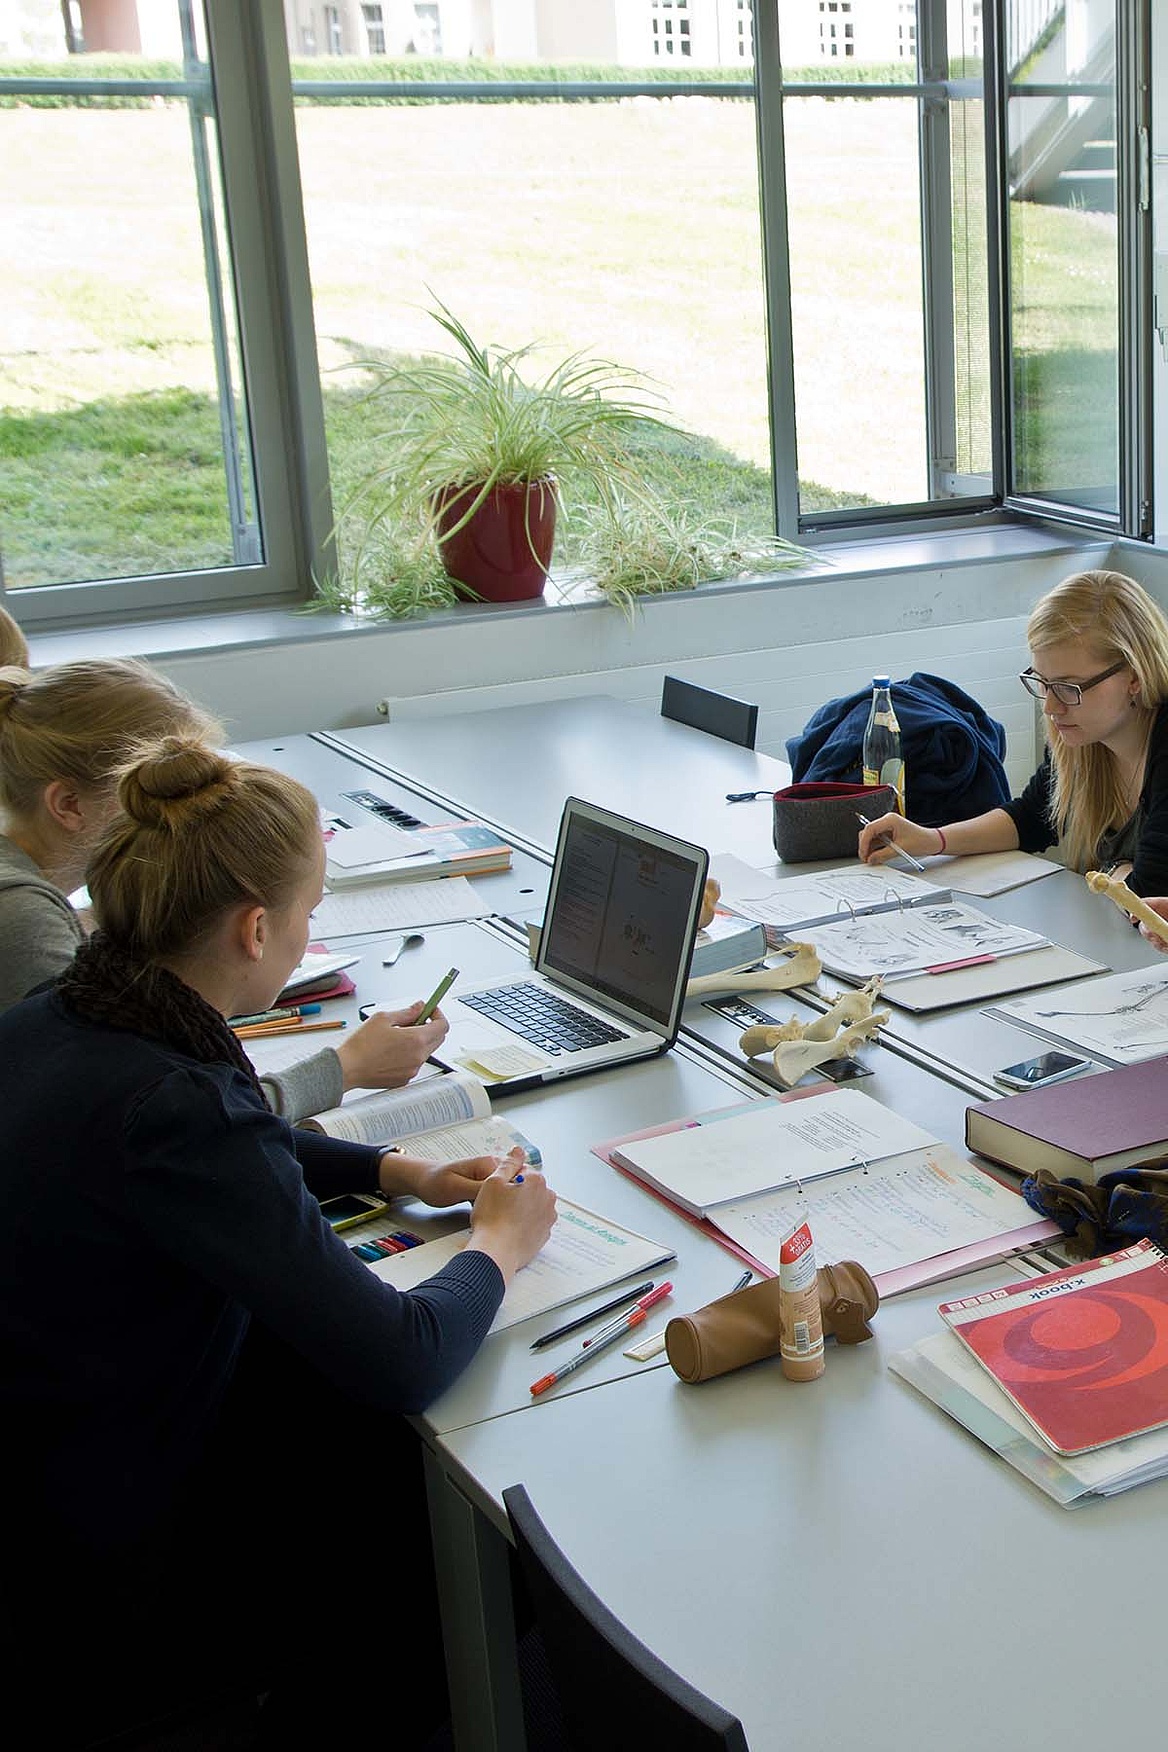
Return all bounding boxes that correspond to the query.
[786,671,1011,827]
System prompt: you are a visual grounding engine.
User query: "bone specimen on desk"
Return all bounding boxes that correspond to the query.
[1085,868,1168,944]
[737,976,885,1057]
[770,1011,890,1089]
[699,876,721,931]
[686,941,822,1000]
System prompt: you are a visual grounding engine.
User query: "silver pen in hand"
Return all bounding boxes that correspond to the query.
[855,812,927,873]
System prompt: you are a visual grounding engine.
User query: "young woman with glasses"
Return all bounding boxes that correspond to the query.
[858,570,1168,893]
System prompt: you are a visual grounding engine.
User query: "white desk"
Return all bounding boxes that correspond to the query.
[433,1261,1168,1752]
[324,696,790,864]
[235,706,1168,1752]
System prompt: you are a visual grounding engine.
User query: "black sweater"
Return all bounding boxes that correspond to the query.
[0,989,504,1554]
[1001,703,1168,895]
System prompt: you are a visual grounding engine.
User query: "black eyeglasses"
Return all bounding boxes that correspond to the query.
[1019,660,1127,708]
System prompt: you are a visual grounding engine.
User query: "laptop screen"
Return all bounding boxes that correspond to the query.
[538,801,708,1029]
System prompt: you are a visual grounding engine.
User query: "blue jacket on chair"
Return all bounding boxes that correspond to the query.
[786,672,1011,828]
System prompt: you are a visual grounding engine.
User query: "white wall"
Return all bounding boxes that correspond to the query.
[39,533,1116,790]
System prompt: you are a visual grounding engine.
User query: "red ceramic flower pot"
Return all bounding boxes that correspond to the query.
[434,477,557,603]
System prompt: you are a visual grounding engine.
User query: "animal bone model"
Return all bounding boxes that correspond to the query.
[739,977,888,1088]
[686,942,822,1000]
[1086,868,1168,944]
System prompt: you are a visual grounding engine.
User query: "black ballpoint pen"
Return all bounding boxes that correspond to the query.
[529,1281,655,1351]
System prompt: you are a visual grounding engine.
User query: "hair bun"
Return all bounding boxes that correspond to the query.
[118,736,235,828]
[0,668,30,719]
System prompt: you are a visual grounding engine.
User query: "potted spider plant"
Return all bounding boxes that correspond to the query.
[339,304,670,605]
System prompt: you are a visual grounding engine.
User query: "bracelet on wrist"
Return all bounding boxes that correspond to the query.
[935,828,947,855]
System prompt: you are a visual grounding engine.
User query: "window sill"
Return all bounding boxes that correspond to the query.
[23,517,1108,670]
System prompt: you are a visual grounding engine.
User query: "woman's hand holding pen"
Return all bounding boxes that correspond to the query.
[335,1002,449,1093]
[379,1144,528,1207]
[466,1158,558,1284]
[857,811,941,867]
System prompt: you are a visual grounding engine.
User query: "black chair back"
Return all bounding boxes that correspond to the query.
[660,675,758,749]
[503,1484,750,1752]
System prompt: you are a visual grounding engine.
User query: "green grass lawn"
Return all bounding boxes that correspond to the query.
[0,97,1117,591]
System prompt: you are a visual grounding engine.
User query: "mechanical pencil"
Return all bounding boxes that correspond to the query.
[529,1280,655,1352]
[855,812,927,873]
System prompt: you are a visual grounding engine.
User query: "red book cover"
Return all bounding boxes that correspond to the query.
[939,1240,1168,1454]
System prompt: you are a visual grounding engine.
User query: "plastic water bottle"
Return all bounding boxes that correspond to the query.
[862,676,905,812]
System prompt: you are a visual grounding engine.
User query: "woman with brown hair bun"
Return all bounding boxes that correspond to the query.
[0,737,557,1747]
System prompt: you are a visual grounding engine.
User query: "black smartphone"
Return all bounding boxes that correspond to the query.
[993,1051,1091,1091]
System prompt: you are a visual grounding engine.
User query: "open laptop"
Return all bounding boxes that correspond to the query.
[434,797,709,1091]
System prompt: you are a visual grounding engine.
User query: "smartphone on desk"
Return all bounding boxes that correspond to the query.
[318,1192,390,1232]
[993,1050,1092,1091]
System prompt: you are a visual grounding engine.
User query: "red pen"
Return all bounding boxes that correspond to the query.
[582,1281,674,1347]
[530,1282,674,1397]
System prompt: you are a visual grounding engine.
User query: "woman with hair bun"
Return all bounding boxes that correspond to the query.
[0,655,450,1123]
[0,604,28,667]
[858,570,1168,893]
[0,737,557,1747]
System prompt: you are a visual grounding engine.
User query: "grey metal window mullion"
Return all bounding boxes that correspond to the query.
[982,0,1010,508]
[754,1,800,542]
[1118,0,1152,539]
[179,0,260,568]
[916,0,959,501]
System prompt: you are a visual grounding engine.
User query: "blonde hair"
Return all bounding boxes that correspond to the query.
[0,658,221,821]
[88,738,321,961]
[1027,570,1168,871]
[0,607,28,669]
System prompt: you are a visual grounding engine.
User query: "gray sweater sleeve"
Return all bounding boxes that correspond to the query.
[0,871,84,1015]
[259,1048,345,1123]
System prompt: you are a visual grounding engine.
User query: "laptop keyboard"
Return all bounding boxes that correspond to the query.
[460,982,627,1055]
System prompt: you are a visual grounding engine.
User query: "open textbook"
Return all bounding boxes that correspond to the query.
[299,1066,532,1161]
[595,1087,1055,1293]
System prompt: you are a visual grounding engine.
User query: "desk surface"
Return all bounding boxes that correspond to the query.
[325,696,790,864]
[239,702,1168,1752]
[439,1264,1168,1752]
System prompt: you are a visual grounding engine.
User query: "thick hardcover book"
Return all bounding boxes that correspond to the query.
[938,1242,1168,1455]
[965,1056,1168,1184]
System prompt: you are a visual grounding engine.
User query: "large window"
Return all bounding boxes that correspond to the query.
[0,0,1153,630]
[0,0,314,623]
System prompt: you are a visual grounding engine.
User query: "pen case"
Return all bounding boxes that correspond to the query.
[772,782,895,864]
[664,1261,879,1385]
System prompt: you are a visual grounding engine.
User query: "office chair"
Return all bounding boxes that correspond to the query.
[503,1485,750,1752]
[660,675,759,750]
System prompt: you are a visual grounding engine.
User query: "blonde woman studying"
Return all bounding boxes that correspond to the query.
[859,570,1168,894]
[0,657,449,1118]
[0,738,556,1745]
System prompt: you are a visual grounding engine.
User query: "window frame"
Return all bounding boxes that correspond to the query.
[1,0,1155,637]
[3,0,331,632]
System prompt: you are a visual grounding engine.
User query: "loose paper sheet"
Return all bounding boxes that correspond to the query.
[311,877,491,937]
[989,961,1168,1063]
[915,849,1063,897]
